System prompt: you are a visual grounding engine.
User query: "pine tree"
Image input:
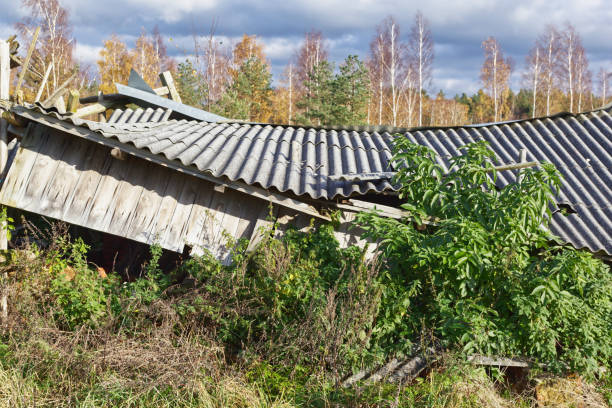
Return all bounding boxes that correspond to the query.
[176,60,207,108]
[331,55,370,125]
[216,57,272,122]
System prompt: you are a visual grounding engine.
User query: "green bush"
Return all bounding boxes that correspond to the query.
[48,238,117,329]
[357,139,612,376]
[176,223,381,375]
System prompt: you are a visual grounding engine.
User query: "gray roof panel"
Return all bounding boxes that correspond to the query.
[11,104,612,255]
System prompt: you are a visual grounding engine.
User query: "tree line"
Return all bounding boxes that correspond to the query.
[12,0,612,128]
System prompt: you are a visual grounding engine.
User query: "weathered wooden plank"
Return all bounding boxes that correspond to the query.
[246,203,278,252]
[163,176,199,252]
[62,142,112,225]
[39,131,91,219]
[105,161,148,236]
[20,129,69,212]
[154,86,169,96]
[152,172,186,251]
[192,187,239,260]
[0,125,43,207]
[235,196,268,241]
[183,179,216,250]
[125,160,172,244]
[159,71,181,103]
[73,101,115,118]
[14,26,40,98]
[85,149,128,230]
[66,89,80,113]
[34,62,53,103]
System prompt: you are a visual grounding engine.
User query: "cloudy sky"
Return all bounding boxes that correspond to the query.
[1,0,611,96]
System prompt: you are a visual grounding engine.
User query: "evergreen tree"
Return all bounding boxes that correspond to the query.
[295,61,335,126]
[215,57,272,121]
[296,56,370,126]
[176,60,207,108]
[330,55,370,125]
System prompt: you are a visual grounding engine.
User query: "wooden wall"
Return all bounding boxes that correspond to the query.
[0,123,375,263]
[0,123,269,263]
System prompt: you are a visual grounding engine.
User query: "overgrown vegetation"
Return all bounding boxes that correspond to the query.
[0,140,609,406]
[357,139,612,376]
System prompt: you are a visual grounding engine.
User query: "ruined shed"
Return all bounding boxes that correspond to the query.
[0,86,611,261]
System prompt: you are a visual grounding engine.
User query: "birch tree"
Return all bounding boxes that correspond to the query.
[573,45,592,112]
[16,0,77,100]
[97,34,133,93]
[480,37,512,122]
[408,11,434,126]
[294,31,329,122]
[524,44,542,118]
[199,21,230,106]
[295,31,329,88]
[131,31,160,87]
[368,31,386,125]
[597,68,610,106]
[559,23,587,113]
[538,26,560,116]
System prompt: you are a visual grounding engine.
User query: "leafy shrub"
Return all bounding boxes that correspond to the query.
[357,139,612,376]
[48,238,118,329]
[176,223,381,375]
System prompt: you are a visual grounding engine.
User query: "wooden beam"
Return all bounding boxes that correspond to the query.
[468,355,529,368]
[35,62,53,103]
[73,101,115,118]
[159,71,181,103]
[14,26,40,99]
[490,161,538,172]
[154,86,169,96]
[1,111,26,127]
[66,89,80,113]
[41,72,76,108]
[54,96,66,114]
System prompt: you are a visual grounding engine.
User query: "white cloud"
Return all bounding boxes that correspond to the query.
[75,43,102,66]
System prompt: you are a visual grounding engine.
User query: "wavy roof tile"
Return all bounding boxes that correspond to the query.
[11,104,612,255]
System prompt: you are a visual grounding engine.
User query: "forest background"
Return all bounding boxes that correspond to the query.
[7,0,612,128]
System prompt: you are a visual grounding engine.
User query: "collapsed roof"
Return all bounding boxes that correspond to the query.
[4,71,612,256]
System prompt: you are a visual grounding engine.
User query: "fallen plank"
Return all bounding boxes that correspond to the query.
[34,62,53,102]
[468,355,530,368]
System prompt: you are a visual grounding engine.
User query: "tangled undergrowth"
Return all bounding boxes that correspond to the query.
[0,141,609,407]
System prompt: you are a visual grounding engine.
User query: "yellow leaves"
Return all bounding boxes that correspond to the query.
[97,34,133,94]
[232,34,266,70]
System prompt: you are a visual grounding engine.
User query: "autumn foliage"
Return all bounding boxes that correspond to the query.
[11,1,611,127]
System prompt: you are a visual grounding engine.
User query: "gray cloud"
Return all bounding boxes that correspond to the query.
[1,0,611,96]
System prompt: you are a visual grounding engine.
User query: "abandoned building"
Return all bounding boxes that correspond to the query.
[0,71,610,266]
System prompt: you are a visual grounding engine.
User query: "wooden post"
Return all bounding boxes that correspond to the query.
[0,40,9,250]
[97,91,106,122]
[67,89,79,113]
[14,26,40,99]
[0,40,9,325]
[159,71,182,103]
[518,149,527,183]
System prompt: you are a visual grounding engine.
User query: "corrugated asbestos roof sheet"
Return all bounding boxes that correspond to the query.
[404,108,612,255]
[11,104,612,255]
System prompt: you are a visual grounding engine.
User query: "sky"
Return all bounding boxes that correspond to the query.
[1,0,611,97]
